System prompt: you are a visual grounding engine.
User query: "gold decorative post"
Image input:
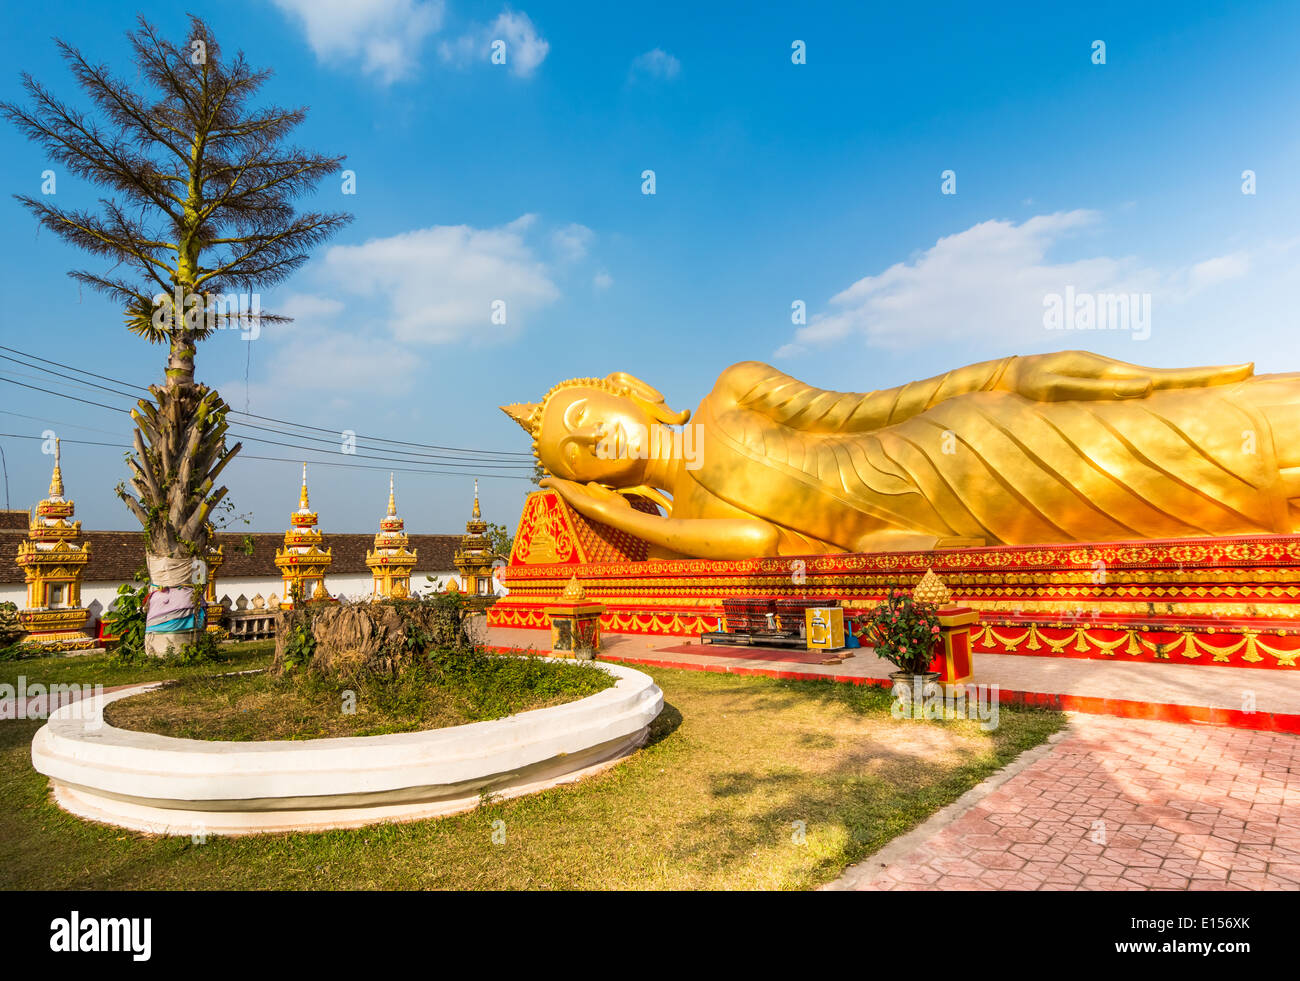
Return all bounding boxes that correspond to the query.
[545,574,605,658]
[203,540,225,632]
[366,473,417,599]
[914,568,978,688]
[274,463,332,607]
[14,439,95,650]
[453,479,498,602]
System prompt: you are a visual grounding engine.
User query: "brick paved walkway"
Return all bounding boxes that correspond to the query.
[0,682,138,721]
[828,714,1300,890]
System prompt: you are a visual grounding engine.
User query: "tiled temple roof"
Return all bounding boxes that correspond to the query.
[0,510,29,530]
[0,529,462,584]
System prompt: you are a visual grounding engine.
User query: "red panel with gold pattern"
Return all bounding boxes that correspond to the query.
[488,491,1300,670]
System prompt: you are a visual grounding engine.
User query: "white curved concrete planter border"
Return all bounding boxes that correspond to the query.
[31,661,663,836]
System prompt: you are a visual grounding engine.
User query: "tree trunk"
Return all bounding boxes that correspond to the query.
[120,380,240,656]
[144,627,199,658]
[166,327,196,388]
[143,553,204,657]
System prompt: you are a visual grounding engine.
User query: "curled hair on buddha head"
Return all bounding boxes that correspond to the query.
[500,372,691,462]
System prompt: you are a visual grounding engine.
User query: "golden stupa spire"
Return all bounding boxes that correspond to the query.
[913,568,953,605]
[560,573,587,601]
[48,437,63,497]
[387,472,397,517]
[472,478,481,519]
[299,462,310,511]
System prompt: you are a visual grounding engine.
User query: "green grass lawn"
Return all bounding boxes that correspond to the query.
[0,641,275,690]
[106,655,615,740]
[0,642,1065,889]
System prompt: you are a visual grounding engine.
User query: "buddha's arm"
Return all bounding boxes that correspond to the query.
[711,353,1254,432]
[711,359,1016,432]
[540,478,780,558]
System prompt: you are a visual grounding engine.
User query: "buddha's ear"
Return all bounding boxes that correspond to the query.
[606,371,691,426]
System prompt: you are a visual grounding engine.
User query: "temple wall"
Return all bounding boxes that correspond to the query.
[1,569,469,633]
[489,490,1300,671]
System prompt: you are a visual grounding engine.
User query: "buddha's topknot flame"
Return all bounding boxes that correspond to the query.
[500,373,690,463]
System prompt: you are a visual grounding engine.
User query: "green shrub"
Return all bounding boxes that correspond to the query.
[172,629,224,665]
[863,589,942,674]
[279,619,317,671]
[0,640,43,662]
[0,600,22,647]
[104,579,147,661]
[0,601,43,660]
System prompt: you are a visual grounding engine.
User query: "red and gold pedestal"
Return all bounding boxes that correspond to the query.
[203,544,226,634]
[546,575,605,659]
[15,607,97,652]
[928,605,978,687]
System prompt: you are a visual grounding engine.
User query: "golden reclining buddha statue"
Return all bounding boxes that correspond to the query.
[502,351,1300,560]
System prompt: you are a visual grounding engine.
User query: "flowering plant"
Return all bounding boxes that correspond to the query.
[863,589,942,674]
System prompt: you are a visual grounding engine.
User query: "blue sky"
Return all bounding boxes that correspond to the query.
[1,0,1298,535]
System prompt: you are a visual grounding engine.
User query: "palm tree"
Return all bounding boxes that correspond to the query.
[2,15,352,652]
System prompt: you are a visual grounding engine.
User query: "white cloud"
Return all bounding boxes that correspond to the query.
[551,223,594,263]
[775,213,1300,363]
[630,48,681,81]
[317,216,561,344]
[270,0,445,84]
[593,271,613,290]
[1183,253,1250,295]
[215,325,423,422]
[776,211,1160,356]
[438,9,549,78]
[274,293,344,324]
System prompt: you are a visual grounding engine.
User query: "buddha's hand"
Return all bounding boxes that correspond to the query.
[540,477,635,525]
[1003,351,1253,401]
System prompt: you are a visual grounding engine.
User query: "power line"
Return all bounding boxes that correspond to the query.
[0,346,149,393]
[0,375,535,472]
[0,374,129,414]
[0,408,125,438]
[0,432,536,481]
[0,344,534,458]
[0,367,533,466]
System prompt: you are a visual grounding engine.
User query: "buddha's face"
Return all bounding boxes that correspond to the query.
[538,387,652,486]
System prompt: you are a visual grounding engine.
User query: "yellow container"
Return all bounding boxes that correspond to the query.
[805,607,845,650]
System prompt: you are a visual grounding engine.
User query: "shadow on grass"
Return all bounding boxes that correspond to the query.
[635,668,1066,886]
[644,700,684,748]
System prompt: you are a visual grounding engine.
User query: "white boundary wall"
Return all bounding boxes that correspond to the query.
[0,569,505,628]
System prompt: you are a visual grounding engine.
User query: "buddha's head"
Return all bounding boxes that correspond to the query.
[501,373,690,486]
